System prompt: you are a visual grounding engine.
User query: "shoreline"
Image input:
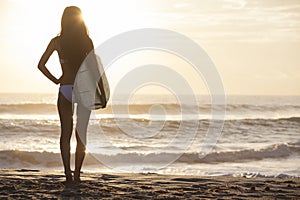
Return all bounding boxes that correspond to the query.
[0,169,299,199]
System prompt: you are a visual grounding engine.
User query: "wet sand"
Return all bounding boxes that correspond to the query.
[0,169,299,199]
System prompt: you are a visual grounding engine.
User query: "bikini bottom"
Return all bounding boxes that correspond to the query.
[59,84,73,102]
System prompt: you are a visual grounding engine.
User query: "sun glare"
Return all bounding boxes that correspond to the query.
[2,0,151,93]
[79,1,150,45]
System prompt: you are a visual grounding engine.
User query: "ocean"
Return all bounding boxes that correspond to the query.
[0,93,299,178]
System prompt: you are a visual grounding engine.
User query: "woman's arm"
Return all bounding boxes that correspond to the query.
[38,39,60,84]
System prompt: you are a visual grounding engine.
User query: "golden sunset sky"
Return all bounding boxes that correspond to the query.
[0,0,299,95]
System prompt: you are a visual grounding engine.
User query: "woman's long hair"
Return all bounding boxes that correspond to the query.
[60,6,90,65]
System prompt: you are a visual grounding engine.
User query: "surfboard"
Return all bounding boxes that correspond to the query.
[73,51,110,110]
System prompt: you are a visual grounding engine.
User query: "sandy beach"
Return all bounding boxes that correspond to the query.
[0,169,299,199]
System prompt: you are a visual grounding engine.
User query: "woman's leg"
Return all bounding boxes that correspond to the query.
[74,103,91,181]
[57,92,73,182]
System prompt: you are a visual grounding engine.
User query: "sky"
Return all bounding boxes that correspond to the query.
[0,0,299,95]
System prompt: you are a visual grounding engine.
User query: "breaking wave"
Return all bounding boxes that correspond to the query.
[1,143,298,169]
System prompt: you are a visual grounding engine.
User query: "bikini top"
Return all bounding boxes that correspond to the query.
[59,58,69,64]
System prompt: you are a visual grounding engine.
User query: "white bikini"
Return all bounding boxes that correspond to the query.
[59,85,73,102]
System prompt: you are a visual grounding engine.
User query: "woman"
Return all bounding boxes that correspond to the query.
[38,6,94,185]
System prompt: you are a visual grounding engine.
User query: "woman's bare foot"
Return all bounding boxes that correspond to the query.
[73,171,81,185]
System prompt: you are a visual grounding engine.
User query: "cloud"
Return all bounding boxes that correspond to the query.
[222,0,247,9]
[147,0,300,43]
[173,3,190,9]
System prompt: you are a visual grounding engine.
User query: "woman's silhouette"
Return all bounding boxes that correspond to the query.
[38,6,94,186]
